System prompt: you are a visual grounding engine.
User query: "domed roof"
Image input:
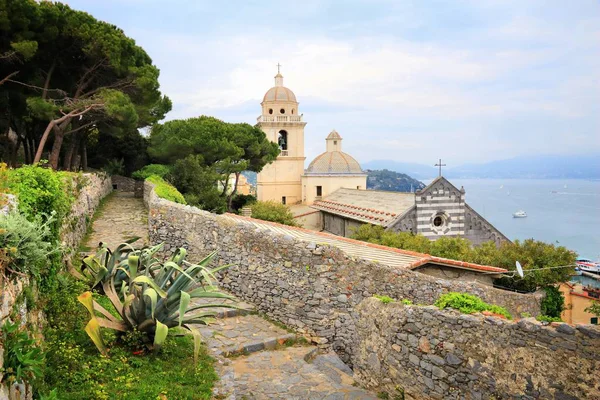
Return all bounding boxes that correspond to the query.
[305,151,364,175]
[263,73,297,102]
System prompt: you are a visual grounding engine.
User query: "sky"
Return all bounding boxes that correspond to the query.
[65,0,600,166]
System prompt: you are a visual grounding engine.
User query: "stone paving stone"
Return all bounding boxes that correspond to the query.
[195,314,295,356]
[226,346,378,399]
[83,191,149,252]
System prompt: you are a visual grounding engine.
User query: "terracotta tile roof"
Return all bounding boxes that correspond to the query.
[222,213,507,275]
[312,188,415,226]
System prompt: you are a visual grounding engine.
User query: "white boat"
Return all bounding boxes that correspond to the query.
[513,210,527,218]
[576,259,600,274]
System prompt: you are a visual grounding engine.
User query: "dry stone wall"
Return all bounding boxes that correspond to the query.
[145,182,542,365]
[60,173,112,251]
[1,174,111,400]
[353,298,600,400]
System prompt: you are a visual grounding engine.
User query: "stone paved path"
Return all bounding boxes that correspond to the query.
[86,191,377,399]
[83,191,148,252]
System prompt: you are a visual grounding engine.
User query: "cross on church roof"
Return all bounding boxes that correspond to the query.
[277,62,282,74]
[435,158,446,177]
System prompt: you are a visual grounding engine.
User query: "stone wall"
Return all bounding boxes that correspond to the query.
[353,298,600,399]
[145,182,542,365]
[60,173,113,252]
[1,173,111,399]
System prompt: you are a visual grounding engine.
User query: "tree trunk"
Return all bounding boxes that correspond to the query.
[70,134,82,171]
[62,133,77,170]
[10,134,22,167]
[81,142,88,171]
[48,128,65,170]
[227,172,241,212]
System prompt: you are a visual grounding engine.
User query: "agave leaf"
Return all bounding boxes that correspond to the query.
[153,320,169,353]
[128,255,139,281]
[92,300,121,322]
[84,318,107,355]
[132,276,167,298]
[185,325,202,365]
[164,261,196,282]
[178,291,191,327]
[123,293,136,310]
[103,278,124,315]
[209,263,234,275]
[78,292,95,316]
[96,318,128,332]
[144,288,158,319]
[185,303,242,314]
[188,289,235,300]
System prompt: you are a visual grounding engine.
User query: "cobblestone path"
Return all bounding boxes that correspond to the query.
[193,297,378,399]
[83,191,148,252]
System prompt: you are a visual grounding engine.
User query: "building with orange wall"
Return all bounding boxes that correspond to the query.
[560,282,599,325]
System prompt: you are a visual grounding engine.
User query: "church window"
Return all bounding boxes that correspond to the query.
[291,109,295,114]
[282,196,286,205]
[278,130,288,151]
[269,108,273,114]
[280,108,285,114]
[433,216,443,227]
[334,141,337,145]
[316,186,322,196]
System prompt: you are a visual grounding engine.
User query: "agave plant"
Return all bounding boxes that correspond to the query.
[78,237,141,289]
[78,244,235,362]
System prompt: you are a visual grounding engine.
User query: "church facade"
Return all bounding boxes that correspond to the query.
[256,70,508,246]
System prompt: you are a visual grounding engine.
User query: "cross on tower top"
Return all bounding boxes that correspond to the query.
[277,62,282,74]
[435,158,446,177]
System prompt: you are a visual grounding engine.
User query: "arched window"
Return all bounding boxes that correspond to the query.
[268,108,273,114]
[291,109,295,114]
[280,108,285,114]
[278,130,288,151]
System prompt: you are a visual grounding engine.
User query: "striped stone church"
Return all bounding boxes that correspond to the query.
[312,176,509,246]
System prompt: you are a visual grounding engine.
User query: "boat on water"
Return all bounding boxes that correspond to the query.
[575,259,600,274]
[513,210,527,218]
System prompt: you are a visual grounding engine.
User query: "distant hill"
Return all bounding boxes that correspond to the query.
[364,154,600,179]
[366,169,425,192]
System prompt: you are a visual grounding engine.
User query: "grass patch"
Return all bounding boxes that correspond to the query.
[434,292,512,320]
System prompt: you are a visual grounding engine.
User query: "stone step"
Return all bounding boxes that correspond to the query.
[216,346,378,399]
[195,314,299,357]
[189,295,256,319]
[307,351,358,388]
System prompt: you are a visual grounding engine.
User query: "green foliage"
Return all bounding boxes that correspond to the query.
[0,212,56,279]
[102,158,125,176]
[401,299,413,305]
[170,155,224,212]
[540,286,565,318]
[6,164,73,238]
[251,201,298,226]
[434,292,512,319]
[41,275,217,399]
[78,244,235,363]
[132,164,171,180]
[0,320,44,386]
[366,169,425,192]
[148,116,279,211]
[373,295,394,304]
[536,315,562,323]
[230,194,256,213]
[351,224,576,291]
[584,301,600,317]
[147,175,186,204]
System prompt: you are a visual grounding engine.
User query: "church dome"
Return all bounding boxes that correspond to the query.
[305,151,364,175]
[263,73,297,102]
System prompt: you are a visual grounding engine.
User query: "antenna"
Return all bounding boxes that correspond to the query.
[515,261,524,278]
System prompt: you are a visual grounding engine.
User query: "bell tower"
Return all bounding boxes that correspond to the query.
[256,67,306,204]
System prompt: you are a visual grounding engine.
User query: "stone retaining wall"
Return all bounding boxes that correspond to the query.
[353,298,600,399]
[60,173,112,251]
[145,182,542,364]
[1,173,111,399]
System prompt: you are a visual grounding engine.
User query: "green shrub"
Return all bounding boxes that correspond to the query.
[6,164,73,238]
[373,295,394,304]
[132,164,171,180]
[536,315,562,323]
[540,286,565,318]
[147,175,186,204]
[434,292,512,319]
[0,212,57,279]
[401,299,413,305]
[102,158,125,176]
[1,320,44,386]
[231,193,256,213]
[251,200,298,226]
[585,301,600,317]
